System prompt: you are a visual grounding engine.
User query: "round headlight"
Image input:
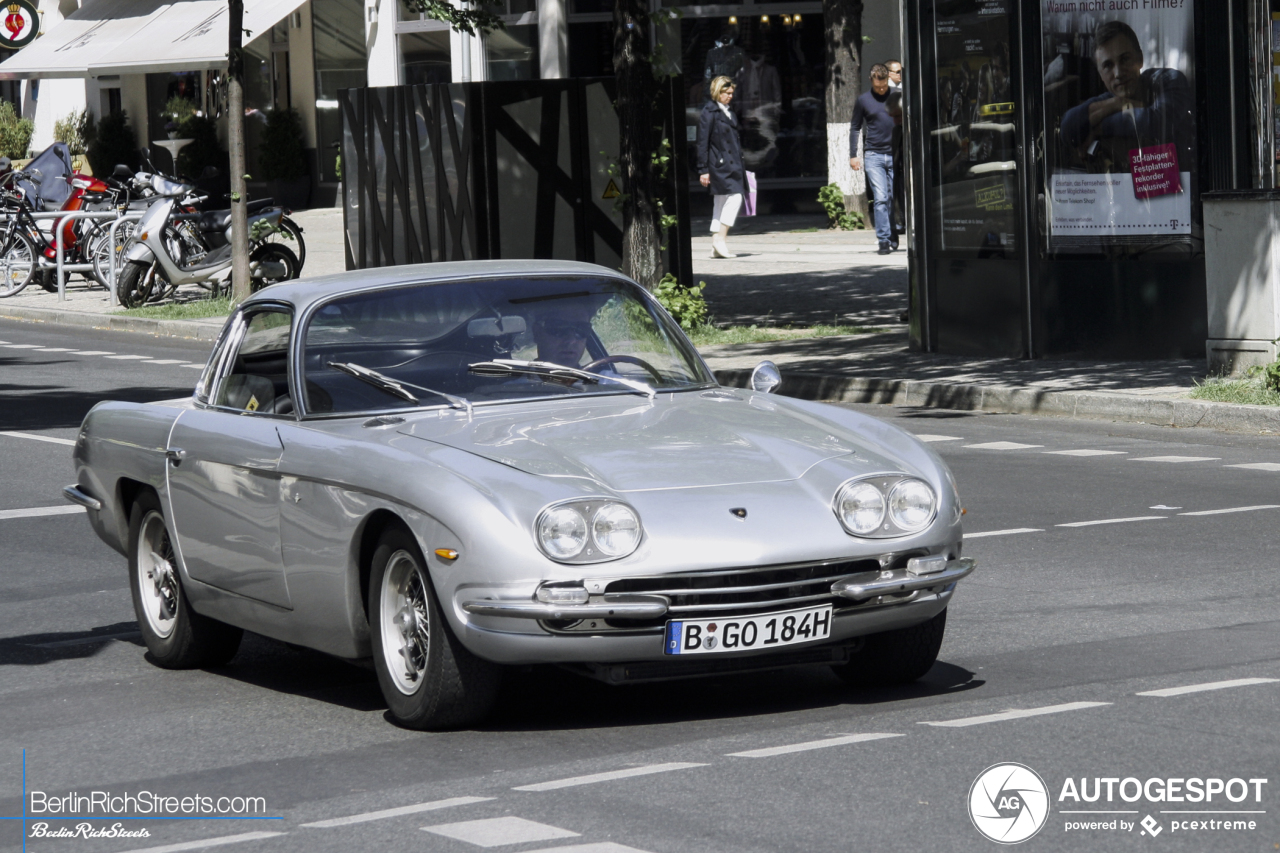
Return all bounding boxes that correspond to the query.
[537,506,588,559]
[592,503,641,558]
[835,481,885,535]
[888,479,936,532]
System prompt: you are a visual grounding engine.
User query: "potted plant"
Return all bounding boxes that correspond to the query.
[160,96,197,139]
[257,107,310,209]
[0,100,34,159]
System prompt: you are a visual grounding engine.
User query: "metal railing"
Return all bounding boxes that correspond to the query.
[23,209,145,303]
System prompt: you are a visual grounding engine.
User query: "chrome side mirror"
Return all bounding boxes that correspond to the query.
[750,360,781,394]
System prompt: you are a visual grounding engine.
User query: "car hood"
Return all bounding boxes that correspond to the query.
[396,392,899,491]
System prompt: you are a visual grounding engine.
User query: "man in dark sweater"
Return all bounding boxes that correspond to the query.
[849,64,897,254]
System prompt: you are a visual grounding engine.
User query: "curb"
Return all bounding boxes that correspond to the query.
[714,369,1280,434]
[0,304,223,342]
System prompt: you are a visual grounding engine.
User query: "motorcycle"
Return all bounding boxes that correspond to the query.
[116,190,300,308]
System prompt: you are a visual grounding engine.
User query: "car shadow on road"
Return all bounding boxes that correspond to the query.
[0,621,145,666]
[0,378,198,431]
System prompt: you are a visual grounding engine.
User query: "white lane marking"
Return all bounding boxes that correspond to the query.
[1043,449,1127,456]
[423,816,579,847]
[148,359,192,365]
[1056,516,1166,528]
[964,441,1043,450]
[182,364,205,369]
[1226,463,1280,472]
[913,434,963,443]
[1135,677,1279,698]
[727,732,902,758]
[0,430,76,445]
[2,343,42,348]
[34,347,76,352]
[71,350,115,356]
[1131,455,1220,463]
[300,796,493,828]
[0,506,85,521]
[106,354,154,360]
[965,528,1043,539]
[919,701,1112,728]
[513,762,707,792]
[522,840,655,845]
[1179,505,1280,516]
[114,831,285,853]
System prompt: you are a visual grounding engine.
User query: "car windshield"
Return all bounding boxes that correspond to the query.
[301,275,715,415]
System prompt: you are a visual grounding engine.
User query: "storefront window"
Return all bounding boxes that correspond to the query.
[681,14,825,184]
[1040,1,1199,255]
[487,25,539,81]
[401,30,452,85]
[314,0,367,183]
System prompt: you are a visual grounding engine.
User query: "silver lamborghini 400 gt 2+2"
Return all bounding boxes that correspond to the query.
[65,260,974,729]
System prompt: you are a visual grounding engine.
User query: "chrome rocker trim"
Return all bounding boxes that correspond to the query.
[831,558,975,601]
[62,484,103,512]
[462,594,670,620]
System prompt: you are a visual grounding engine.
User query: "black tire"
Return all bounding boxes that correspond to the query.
[127,491,242,669]
[117,260,155,308]
[36,269,57,293]
[832,609,947,687]
[0,229,36,297]
[368,526,501,729]
[249,243,300,292]
[256,215,307,270]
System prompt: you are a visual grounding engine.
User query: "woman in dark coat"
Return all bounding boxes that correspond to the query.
[697,75,744,259]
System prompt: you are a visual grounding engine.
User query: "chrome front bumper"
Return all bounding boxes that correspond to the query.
[461,558,976,621]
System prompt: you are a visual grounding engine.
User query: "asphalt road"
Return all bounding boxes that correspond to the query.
[2,318,1278,853]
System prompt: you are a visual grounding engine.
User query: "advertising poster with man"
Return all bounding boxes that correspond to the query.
[1042,1,1197,251]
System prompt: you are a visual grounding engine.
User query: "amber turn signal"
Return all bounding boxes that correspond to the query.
[434,548,459,561]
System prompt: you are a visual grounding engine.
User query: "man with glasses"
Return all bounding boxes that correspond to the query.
[532,303,596,368]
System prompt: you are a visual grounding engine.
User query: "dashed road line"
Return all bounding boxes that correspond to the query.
[727,732,902,758]
[2,343,42,348]
[1056,516,1166,528]
[182,364,205,369]
[913,434,963,443]
[148,359,193,365]
[965,528,1043,539]
[1179,505,1280,516]
[513,762,706,792]
[0,430,76,445]
[34,347,76,352]
[106,354,154,360]
[115,831,286,853]
[0,505,84,521]
[1131,455,1220,463]
[423,816,579,847]
[300,796,493,828]
[70,350,114,356]
[1135,677,1279,698]
[1043,449,1126,456]
[919,701,1112,728]
[964,441,1043,450]
[1225,463,1280,472]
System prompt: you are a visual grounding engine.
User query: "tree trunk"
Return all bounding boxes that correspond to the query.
[824,0,867,219]
[228,0,250,303]
[613,0,662,290]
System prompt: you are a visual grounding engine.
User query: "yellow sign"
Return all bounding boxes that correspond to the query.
[974,183,1008,210]
[602,179,621,199]
[245,395,259,412]
[978,102,1015,117]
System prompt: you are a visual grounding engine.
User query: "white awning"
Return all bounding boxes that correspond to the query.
[0,0,307,80]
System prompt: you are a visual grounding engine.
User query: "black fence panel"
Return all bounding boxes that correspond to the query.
[339,77,692,288]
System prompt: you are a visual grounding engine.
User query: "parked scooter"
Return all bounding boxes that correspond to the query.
[116,191,300,308]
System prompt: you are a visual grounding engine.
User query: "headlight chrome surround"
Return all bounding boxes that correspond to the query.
[833,474,938,538]
[535,499,643,563]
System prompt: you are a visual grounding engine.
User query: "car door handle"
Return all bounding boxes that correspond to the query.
[165,447,187,465]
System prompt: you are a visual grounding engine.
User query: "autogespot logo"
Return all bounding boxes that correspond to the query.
[969,763,1051,844]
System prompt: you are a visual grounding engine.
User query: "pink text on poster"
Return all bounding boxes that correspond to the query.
[1129,143,1182,200]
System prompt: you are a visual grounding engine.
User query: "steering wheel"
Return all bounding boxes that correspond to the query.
[583,355,663,383]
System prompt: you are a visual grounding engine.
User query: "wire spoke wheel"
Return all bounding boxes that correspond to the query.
[379,550,432,695]
[0,230,36,297]
[135,509,180,639]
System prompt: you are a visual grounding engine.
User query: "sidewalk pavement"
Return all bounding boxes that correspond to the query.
[2,211,1276,434]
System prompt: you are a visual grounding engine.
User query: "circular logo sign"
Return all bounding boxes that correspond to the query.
[1,0,38,50]
[969,762,1050,844]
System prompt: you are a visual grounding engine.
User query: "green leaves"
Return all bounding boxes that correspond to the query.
[818,183,866,231]
[653,273,708,331]
[399,0,504,35]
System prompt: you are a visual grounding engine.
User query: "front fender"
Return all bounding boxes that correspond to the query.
[123,240,155,263]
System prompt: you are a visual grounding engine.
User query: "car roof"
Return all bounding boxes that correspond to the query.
[242,260,636,314]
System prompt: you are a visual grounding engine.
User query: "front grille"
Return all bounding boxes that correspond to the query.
[604,558,883,617]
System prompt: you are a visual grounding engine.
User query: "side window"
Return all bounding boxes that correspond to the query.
[210,308,294,415]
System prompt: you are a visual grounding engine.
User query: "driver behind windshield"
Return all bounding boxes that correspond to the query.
[529,301,597,368]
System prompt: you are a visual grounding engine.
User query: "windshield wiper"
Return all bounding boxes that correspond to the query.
[327,361,473,414]
[468,359,655,399]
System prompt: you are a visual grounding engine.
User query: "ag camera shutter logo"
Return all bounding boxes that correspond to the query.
[969,763,1050,844]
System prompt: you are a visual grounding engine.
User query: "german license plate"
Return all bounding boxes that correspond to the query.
[664,604,832,656]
